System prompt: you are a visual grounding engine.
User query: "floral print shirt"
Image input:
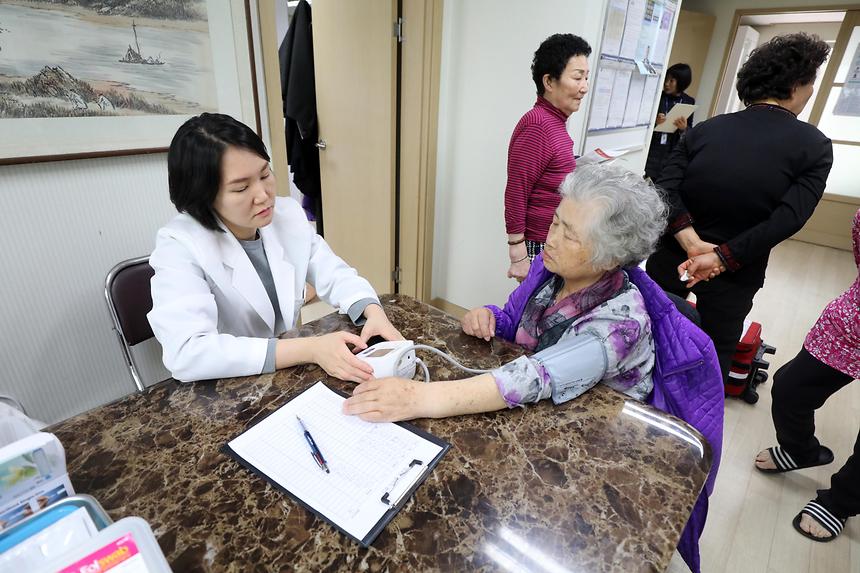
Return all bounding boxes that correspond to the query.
[804,209,860,379]
[492,270,655,407]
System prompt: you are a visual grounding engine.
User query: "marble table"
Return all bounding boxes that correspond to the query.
[49,294,711,572]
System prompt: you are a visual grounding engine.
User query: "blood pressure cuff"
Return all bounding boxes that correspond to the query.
[532,333,607,405]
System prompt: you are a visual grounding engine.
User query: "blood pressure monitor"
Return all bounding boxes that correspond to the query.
[356,340,417,379]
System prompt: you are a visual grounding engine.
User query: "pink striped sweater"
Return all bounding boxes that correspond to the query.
[504,97,576,241]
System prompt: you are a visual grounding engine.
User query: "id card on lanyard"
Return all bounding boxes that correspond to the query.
[660,94,671,145]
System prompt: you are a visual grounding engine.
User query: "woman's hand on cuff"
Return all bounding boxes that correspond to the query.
[359,304,404,344]
[309,331,374,382]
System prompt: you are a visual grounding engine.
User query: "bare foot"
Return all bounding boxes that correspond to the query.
[755,449,777,470]
[799,513,833,539]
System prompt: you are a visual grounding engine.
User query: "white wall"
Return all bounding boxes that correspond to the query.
[0,155,176,423]
[681,0,852,118]
[0,0,261,424]
[754,21,840,45]
[432,0,605,310]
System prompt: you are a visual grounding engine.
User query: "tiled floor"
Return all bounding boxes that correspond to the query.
[668,239,858,573]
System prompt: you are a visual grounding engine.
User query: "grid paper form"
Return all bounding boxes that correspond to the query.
[227,382,443,541]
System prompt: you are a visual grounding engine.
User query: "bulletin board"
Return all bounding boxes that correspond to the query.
[581,0,680,157]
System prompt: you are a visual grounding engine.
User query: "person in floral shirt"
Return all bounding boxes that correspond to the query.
[343,165,665,421]
[755,209,860,542]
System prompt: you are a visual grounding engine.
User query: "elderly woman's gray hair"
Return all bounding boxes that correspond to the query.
[558,164,667,268]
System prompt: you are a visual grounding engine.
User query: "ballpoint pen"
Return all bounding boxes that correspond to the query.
[296,416,330,473]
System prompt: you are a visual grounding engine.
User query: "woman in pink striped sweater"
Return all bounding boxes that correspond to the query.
[505,34,591,282]
[755,209,860,542]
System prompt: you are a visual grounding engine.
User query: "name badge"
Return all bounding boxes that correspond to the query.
[660,133,668,145]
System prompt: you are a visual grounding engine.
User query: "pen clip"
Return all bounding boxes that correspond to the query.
[380,459,423,506]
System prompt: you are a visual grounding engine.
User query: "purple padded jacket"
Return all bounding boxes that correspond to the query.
[486,255,724,573]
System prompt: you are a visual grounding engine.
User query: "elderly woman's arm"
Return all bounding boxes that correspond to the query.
[344,331,631,422]
[656,136,721,263]
[505,124,553,280]
[342,374,507,422]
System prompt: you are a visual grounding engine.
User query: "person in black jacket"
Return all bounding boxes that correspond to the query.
[646,33,832,386]
[644,63,695,181]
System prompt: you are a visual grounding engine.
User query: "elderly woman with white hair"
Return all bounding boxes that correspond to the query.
[343,164,669,420]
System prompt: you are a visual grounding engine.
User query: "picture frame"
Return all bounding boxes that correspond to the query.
[0,0,260,165]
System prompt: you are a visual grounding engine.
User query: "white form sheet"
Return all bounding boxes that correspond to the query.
[653,103,697,133]
[638,75,662,125]
[619,0,647,60]
[227,382,444,543]
[652,1,676,65]
[635,0,663,62]
[588,68,615,130]
[623,74,647,127]
[606,69,632,128]
[601,0,629,57]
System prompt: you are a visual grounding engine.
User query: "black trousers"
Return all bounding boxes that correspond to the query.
[646,247,760,384]
[772,348,858,519]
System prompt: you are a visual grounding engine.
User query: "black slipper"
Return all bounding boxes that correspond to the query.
[756,445,834,474]
[792,500,846,542]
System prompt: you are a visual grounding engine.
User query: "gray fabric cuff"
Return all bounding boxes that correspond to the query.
[262,338,278,374]
[348,298,379,326]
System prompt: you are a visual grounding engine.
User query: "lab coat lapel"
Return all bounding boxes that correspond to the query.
[220,232,276,331]
[260,226,297,330]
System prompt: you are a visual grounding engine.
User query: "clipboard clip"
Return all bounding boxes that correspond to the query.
[380,459,423,505]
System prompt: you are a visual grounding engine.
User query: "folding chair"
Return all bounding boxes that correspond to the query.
[104,256,170,392]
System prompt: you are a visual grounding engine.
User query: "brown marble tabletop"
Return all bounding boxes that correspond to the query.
[48,294,711,572]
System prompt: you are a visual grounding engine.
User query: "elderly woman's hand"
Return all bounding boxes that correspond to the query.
[507,258,530,282]
[462,307,496,341]
[679,252,725,288]
[673,227,717,259]
[342,377,431,422]
[507,242,530,282]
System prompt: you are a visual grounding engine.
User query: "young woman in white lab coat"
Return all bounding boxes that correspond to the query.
[148,113,401,383]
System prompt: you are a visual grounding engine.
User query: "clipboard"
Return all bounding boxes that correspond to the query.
[653,103,697,133]
[222,381,450,547]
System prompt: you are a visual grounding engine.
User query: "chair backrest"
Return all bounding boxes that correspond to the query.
[104,256,169,392]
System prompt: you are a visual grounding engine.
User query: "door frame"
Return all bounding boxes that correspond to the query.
[711,6,860,250]
[710,5,860,118]
[255,0,442,300]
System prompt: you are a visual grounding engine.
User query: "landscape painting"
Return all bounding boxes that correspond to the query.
[0,0,249,162]
[0,0,216,118]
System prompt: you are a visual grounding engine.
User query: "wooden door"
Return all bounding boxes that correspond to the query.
[667,9,715,99]
[312,0,397,293]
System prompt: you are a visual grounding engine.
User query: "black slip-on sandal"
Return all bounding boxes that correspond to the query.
[756,445,834,474]
[792,500,847,543]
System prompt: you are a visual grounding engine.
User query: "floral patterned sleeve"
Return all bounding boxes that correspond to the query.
[491,287,655,408]
[492,356,553,408]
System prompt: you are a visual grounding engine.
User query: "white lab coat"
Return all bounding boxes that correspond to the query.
[147,196,378,382]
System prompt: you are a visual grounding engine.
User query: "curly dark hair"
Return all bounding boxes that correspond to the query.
[736,33,830,105]
[532,34,592,95]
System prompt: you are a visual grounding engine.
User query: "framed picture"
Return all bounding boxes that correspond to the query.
[0,0,259,164]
